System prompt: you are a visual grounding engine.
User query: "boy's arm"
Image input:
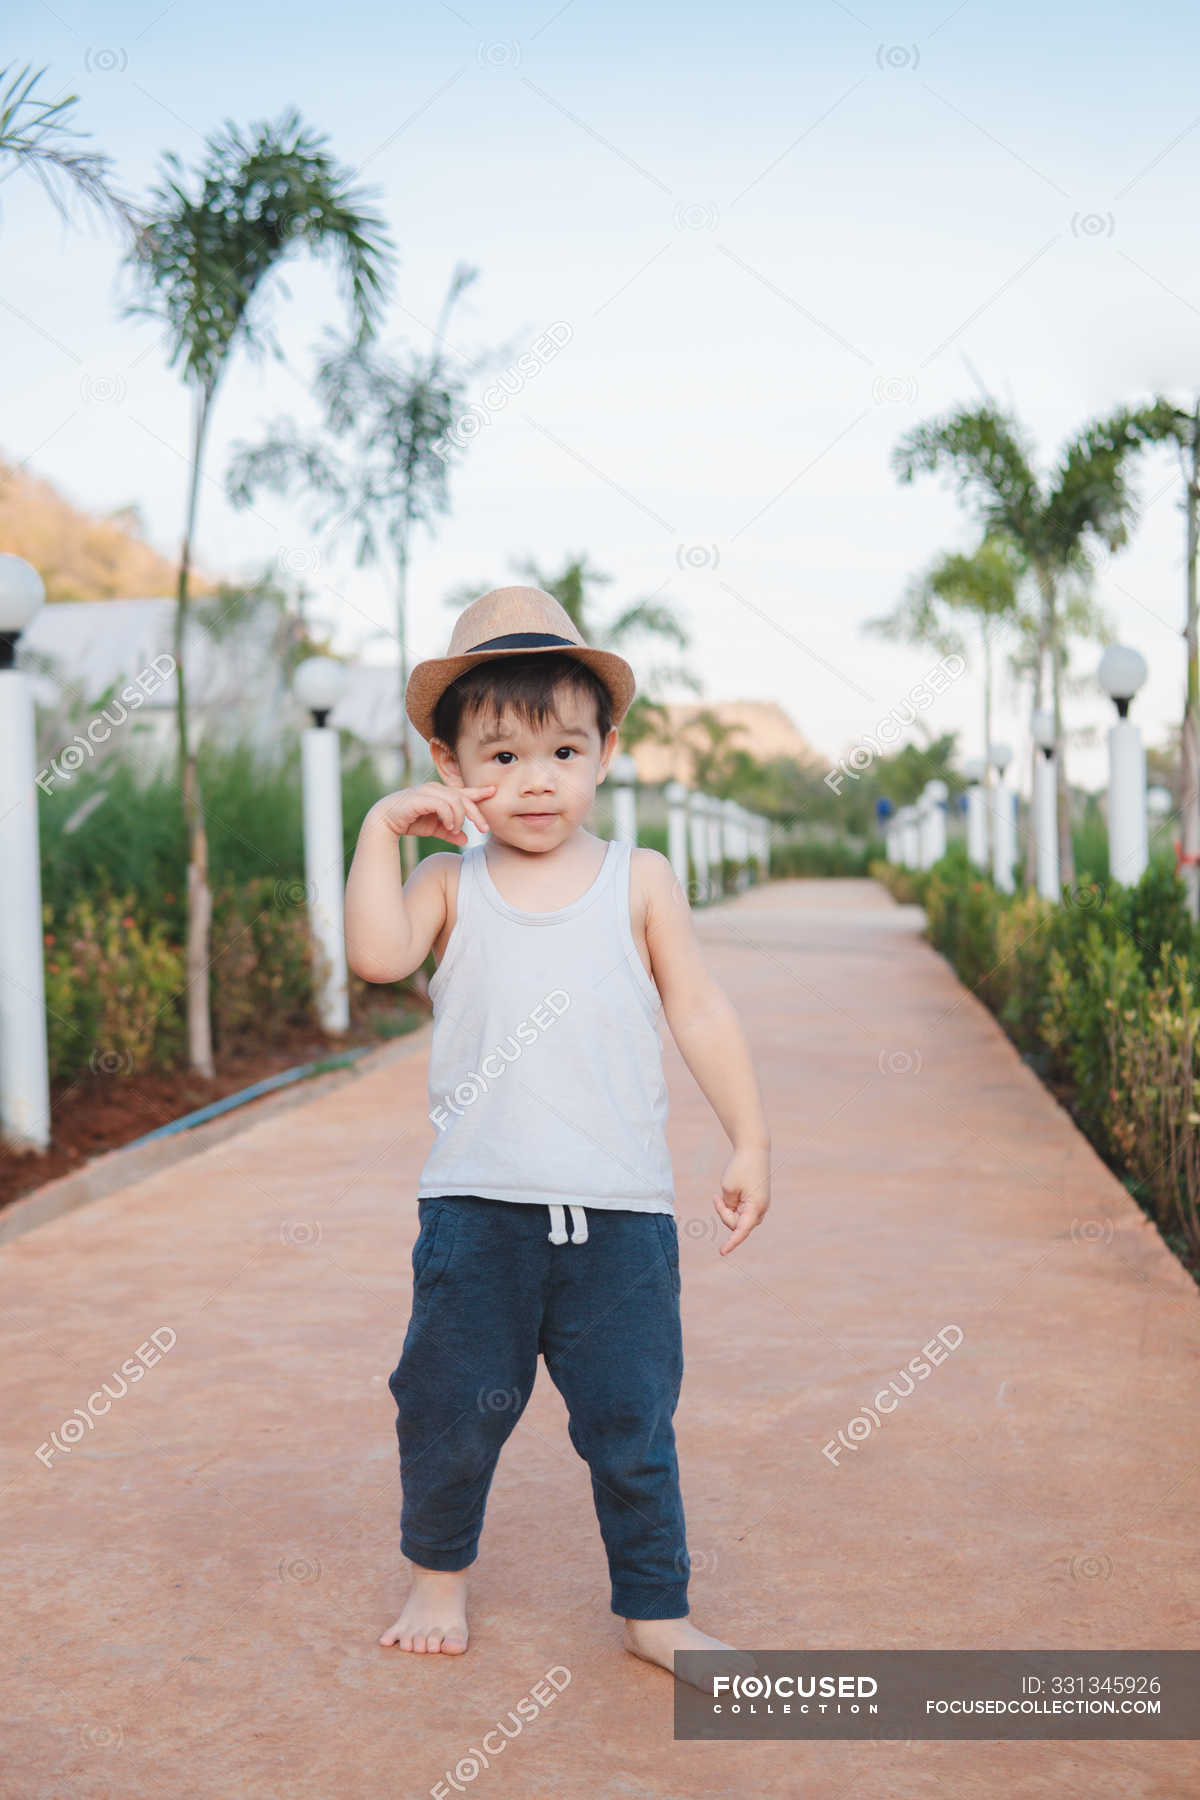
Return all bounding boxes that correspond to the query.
[345,782,493,983]
[345,816,451,984]
[639,849,771,1249]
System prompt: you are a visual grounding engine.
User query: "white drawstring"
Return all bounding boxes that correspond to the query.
[547,1202,589,1244]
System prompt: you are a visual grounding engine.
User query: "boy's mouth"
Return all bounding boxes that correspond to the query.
[516,812,558,822]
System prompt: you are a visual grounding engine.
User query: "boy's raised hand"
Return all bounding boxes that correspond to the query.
[372,782,496,847]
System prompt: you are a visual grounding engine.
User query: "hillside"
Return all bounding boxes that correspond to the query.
[630,700,827,783]
[0,456,209,603]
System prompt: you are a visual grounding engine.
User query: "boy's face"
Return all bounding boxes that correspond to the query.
[431,681,619,851]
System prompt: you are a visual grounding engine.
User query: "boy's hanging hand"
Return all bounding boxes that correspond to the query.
[372,782,496,847]
[713,1145,771,1254]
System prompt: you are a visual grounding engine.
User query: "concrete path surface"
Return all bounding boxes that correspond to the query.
[3,876,1199,1798]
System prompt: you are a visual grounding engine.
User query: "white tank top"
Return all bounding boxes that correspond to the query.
[416,836,676,1222]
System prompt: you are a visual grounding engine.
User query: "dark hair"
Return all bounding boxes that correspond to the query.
[432,651,614,754]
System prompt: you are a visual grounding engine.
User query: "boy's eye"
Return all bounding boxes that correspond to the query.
[490,747,578,764]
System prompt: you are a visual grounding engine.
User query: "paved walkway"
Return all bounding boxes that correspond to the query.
[4,877,1199,1798]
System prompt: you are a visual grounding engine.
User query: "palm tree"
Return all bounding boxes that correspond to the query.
[679,708,751,793]
[446,552,702,748]
[865,532,1026,794]
[0,62,135,231]
[123,109,394,1077]
[892,402,1174,888]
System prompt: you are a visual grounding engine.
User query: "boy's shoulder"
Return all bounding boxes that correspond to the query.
[630,845,678,894]
[405,848,462,892]
[629,846,683,921]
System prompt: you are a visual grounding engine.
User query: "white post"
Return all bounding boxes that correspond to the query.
[901,805,920,867]
[1108,718,1148,886]
[1034,747,1059,900]
[611,751,638,845]
[924,780,948,866]
[962,758,988,871]
[988,743,1015,893]
[688,791,710,903]
[296,657,351,1034]
[706,795,723,896]
[915,791,931,869]
[990,780,1016,893]
[721,799,738,887]
[0,554,50,1151]
[301,727,350,1033]
[965,785,988,870]
[665,781,689,893]
[752,814,769,879]
[1098,646,1150,889]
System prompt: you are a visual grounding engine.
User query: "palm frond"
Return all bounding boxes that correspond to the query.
[0,61,138,233]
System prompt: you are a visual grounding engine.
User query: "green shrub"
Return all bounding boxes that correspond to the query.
[43,891,186,1081]
[771,839,878,878]
[209,875,320,1053]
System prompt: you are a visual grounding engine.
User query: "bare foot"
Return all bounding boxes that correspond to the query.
[623,1617,758,1691]
[379,1566,470,1655]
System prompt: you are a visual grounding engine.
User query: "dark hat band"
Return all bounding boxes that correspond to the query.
[466,631,578,652]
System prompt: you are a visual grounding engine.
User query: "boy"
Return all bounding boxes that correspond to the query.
[344,585,771,1679]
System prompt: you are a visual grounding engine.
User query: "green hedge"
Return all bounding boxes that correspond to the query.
[902,844,1200,1273]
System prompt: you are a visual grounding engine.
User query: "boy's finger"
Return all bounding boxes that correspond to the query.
[719,1217,755,1254]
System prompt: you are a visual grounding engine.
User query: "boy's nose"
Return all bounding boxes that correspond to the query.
[521,767,557,792]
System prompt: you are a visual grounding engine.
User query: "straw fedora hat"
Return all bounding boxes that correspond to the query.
[405,585,637,743]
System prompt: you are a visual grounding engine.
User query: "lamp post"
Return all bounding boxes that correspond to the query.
[989,741,1016,893]
[962,758,989,870]
[295,656,350,1035]
[0,554,50,1151]
[1031,709,1059,901]
[1098,645,1149,887]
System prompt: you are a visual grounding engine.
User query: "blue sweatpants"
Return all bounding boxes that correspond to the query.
[387,1194,690,1620]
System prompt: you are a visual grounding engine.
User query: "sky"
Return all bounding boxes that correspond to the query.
[6,0,1200,796]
